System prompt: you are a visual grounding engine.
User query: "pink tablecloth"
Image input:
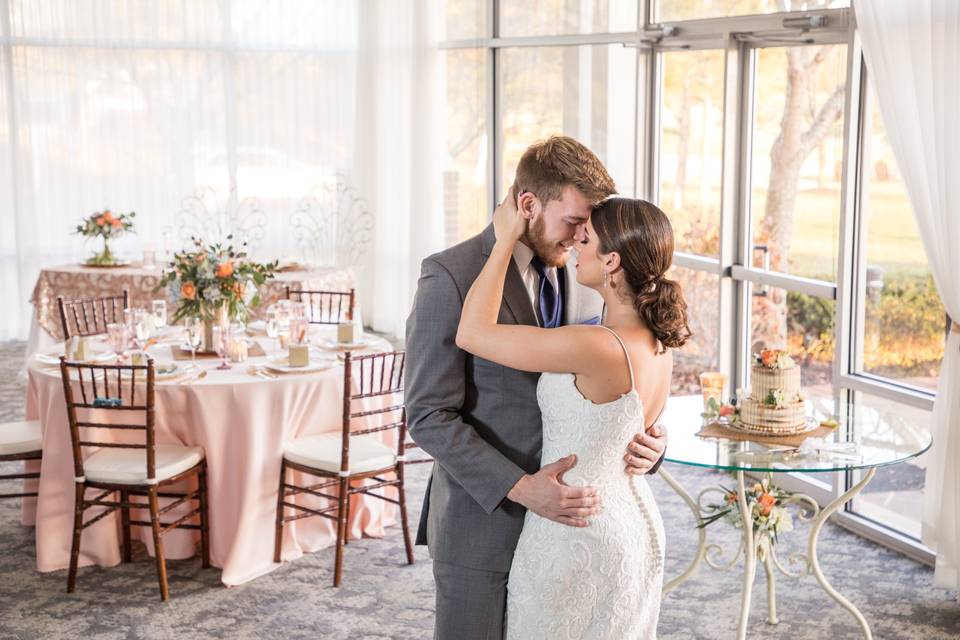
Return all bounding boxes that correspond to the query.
[23,331,397,586]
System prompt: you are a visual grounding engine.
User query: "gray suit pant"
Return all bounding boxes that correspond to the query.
[433,560,508,640]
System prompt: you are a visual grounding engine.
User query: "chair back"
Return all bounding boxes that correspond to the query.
[286,287,355,325]
[58,291,129,339]
[340,350,406,474]
[59,357,157,483]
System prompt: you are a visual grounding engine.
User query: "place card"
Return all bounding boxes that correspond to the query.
[288,344,309,367]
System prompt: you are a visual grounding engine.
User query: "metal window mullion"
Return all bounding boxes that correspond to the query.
[652,7,851,37]
[728,40,755,392]
[672,252,722,275]
[838,373,936,413]
[643,47,660,203]
[730,266,837,300]
[835,27,865,512]
[832,510,934,567]
[488,43,499,212]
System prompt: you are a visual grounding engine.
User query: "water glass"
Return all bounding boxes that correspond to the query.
[134,309,152,347]
[151,299,167,330]
[265,308,281,352]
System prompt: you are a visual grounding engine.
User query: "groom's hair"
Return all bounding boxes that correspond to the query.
[513,136,616,206]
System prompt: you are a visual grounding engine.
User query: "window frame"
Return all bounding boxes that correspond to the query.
[440,0,937,566]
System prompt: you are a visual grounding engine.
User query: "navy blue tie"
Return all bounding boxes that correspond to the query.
[531,256,563,328]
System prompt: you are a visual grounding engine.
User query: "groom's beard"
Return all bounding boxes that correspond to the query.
[525,216,569,268]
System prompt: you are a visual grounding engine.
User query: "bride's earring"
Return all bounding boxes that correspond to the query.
[603,271,609,288]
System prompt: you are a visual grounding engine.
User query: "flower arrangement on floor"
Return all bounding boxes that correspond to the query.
[75,209,136,265]
[699,473,794,544]
[156,236,277,329]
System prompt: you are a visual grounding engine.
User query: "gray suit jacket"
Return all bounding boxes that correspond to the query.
[405,225,603,572]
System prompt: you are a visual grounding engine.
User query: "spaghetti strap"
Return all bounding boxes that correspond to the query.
[597,325,636,391]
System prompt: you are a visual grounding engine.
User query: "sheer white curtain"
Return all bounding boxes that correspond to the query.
[856,0,960,591]
[0,0,442,341]
[355,0,443,338]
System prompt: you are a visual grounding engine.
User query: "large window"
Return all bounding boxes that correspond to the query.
[441,1,944,560]
[500,44,636,195]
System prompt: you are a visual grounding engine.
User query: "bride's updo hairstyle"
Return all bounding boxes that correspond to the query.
[591,197,692,353]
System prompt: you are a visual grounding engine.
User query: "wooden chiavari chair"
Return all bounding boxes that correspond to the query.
[285,286,355,325]
[57,290,129,339]
[274,350,414,586]
[0,421,42,503]
[59,357,210,601]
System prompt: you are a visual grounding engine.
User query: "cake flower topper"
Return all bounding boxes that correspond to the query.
[755,348,796,370]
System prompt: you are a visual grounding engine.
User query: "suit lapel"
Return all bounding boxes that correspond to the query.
[481,224,538,327]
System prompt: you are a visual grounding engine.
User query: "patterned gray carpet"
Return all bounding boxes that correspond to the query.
[1,340,957,639]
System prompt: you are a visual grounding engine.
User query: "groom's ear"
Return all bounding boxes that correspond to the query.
[517,191,538,220]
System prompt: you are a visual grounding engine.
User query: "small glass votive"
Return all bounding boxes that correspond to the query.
[699,371,727,410]
[228,338,249,363]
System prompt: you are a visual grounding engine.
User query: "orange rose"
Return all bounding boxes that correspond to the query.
[759,493,776,516]
[719,404,735,417]
[180,282,197,300]
[96,216,105,226]
[103,211,114,223]
[111,218,122,228]
[760,349,778,367]
[215,261,234,279]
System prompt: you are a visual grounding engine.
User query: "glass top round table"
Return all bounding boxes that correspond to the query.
[659,395,932,473]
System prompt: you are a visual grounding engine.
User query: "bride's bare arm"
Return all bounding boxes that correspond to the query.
[455,192,601,375]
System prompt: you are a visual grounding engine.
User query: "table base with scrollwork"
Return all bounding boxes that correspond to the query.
[659,466,877,640]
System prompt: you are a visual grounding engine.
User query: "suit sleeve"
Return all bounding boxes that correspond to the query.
[405,257,527,514]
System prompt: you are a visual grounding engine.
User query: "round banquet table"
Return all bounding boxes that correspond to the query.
[22,327,397,586]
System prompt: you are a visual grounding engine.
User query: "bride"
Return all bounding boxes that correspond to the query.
[455,191,691,639]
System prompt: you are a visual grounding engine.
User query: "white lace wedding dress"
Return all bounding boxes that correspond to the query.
[506,327,665,640]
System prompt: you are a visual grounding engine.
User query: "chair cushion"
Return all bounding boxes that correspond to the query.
[284,433,396,475]
[84,443,204,485]
[0,420,42,456]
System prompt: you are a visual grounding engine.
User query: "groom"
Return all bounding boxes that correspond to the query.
[406,136,667,639]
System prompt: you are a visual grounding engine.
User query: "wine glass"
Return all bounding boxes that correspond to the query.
[213,325,231,370]
[151,299,167,331]
[134,309,152,349]
[106,322,127,361]
[184,317,202,365]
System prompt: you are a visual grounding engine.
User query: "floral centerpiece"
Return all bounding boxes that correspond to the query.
[699,474,794,545]
[155,236,277,350]
[75,209,136,265]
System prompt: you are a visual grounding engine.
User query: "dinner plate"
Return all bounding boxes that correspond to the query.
[37,350,116,365]
[262,354,336,374]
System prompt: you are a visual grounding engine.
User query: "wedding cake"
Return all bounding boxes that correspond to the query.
[738,349,808,435]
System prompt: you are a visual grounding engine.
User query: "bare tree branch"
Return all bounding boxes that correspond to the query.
[802,82,845,157]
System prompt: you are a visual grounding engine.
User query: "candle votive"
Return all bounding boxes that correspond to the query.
[699,371,727,410]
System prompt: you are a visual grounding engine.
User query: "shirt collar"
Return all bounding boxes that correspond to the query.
[512,239,536,274]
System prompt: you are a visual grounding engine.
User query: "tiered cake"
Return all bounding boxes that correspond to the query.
[739,349,808,435]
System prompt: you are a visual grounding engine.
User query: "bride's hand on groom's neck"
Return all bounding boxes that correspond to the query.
[507,454,601,528]
[492,185,527,244]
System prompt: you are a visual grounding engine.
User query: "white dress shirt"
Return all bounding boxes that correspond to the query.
[512,241,560,327]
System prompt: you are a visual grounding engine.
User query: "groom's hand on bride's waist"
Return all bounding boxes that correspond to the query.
[506,454,600,528]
